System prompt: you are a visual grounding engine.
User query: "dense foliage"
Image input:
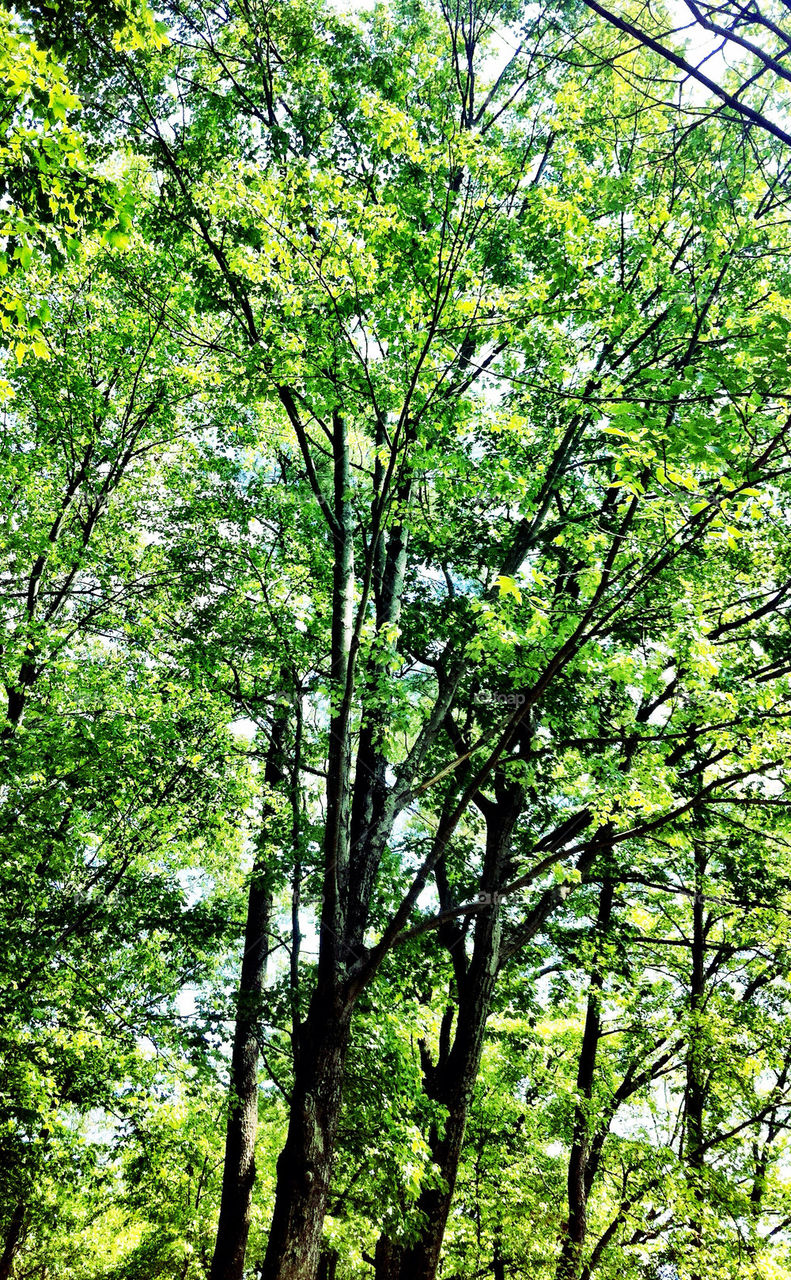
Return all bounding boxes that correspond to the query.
[4,1,791,1279]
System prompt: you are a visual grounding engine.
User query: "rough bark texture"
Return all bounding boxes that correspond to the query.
[210,713,287,1280]
[261,992,353,1280]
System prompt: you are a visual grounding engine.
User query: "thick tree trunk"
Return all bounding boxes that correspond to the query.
[395,1093,472,1280]
[373,1236,403,1280]
[261,415,364,1280]
[210,713,287,1280]
[0,1202,26,1280]
[375,790,523,1280]
[555,879,614,1280]
[261,989,353,1280]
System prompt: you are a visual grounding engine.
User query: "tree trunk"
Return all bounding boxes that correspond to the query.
[261,989,353,1280]
[210,711,288,1280]
[317,1248,338,1280]
[555,879,614,1280]
[0,1202,26,1280]
[261,414,366,1280]
[376,789,523,1280]
[684,842,707,1280]
[395,1093,471,1280]
[492,1237,506,1280]
[373,1236,403,1280]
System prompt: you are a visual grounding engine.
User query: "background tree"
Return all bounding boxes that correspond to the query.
[0,243,253,1276]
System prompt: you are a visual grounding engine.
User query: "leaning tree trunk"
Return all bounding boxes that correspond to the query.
[210,711,288,1280]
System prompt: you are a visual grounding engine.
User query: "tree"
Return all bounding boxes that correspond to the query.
[576,0,791,149]
[54,4,791,1276]
[7,2,791,1278]
[0,246,251,1274]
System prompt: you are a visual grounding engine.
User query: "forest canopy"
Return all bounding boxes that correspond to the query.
[4,2,791,1279]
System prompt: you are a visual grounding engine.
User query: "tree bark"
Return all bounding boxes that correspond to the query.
[395,1093,471,1280]
[375,787,523,1280]
[555,879,614,1280]
[261,989,353,1280]
[262,413,360,1280]
[317,1248,338,1280]
[492,1237,506,1280]
[684,841,707,1280]
[0,1202,26,1280]
[210,710,288,1280]
[373,1235,403,1280]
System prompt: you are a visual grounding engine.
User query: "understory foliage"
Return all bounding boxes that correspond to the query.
[4,1,791,1279]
